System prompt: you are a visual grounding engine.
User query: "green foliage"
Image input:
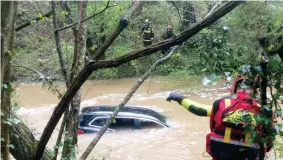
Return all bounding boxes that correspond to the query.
[274,140,283,157]
[2,83,14,93]
[99,68,119,79]
[16,2,282,80]
[61,131,78,160]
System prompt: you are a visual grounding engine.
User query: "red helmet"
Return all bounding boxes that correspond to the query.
[167,25,173,30]
[228,75,260,94]
[229,76,245,94]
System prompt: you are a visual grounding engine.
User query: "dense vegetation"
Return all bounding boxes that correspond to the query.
[13,1,282,81]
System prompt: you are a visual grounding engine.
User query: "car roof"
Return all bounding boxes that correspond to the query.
[81,105,167,123]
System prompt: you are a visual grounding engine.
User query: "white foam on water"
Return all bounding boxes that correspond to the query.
[17,104,55,115]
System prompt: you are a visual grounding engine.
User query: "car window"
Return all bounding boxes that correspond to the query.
[91,118,107,126]
[80,115,95,126]
[140,120,164,129]
[89,117,165,131]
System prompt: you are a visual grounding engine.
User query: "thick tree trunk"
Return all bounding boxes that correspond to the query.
[9,111,53,160]
[1,2,53,160]
[1,2,17,160]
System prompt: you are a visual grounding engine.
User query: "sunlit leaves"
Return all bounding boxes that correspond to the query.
[60,11,69,16]
[38,13,43,19]
[30,20,37,25]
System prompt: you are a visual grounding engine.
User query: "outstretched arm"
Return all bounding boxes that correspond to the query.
[167,92,211,117]
[181,98,211,116]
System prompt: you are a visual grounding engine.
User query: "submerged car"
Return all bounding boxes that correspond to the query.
[78,105,169,133]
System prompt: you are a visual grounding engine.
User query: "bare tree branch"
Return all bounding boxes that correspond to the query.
[80,46,178,160]
[174,4,204,20]
[170,1,184,31]
[52,1,70,88]
[15,10,52,31]
[52,1,76,159]
[55,1,116,32]
[12,65,63,98]
[59,1,74,24]
[205,0,224,18]
[32,2,242,159]
[123,1,141,19]
[92,1,142,60]
[36,2,43,13]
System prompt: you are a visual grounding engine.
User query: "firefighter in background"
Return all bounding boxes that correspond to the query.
[166,76,274,160]
[139,19,154,47]
[161,25,175,55]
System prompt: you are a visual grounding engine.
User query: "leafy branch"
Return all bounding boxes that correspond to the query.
[15,10,52,31]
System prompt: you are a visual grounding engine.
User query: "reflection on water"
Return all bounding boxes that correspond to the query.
[14,77,251,160]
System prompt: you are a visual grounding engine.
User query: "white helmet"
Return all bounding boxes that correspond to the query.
[145,19,149,23]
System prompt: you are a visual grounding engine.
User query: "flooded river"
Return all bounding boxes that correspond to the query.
[13,77,276,160]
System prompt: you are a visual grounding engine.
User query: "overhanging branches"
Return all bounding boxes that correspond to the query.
[15,10,52,31]
[92,1,142,60]
[55,1,116,32]
[32,1,242,159]
[12,65,62,97]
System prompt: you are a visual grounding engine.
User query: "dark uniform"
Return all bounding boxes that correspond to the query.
[140,24,154,47]
[162,25,175,55]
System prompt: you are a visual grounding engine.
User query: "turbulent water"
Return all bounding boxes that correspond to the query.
[14,77,276,160]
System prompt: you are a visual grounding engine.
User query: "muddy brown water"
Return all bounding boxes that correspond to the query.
[14,77,276,160]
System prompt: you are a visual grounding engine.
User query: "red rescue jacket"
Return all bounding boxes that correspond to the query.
[206,91,264,159]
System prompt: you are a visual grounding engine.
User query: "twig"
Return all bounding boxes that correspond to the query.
[12,65,62,97]
[51,2,72,159]
[146,75,153,97]
[92,1,142,60]
[59,1,74,24]
[15,10,52,31]
[170,1,184,31]
[36,2,43,13]
[55,1,116,32]
[52,1,78,159]
[52,1,70,88]
[79,46,178,160]
[81,72,102,101]
[173,4,204,20]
